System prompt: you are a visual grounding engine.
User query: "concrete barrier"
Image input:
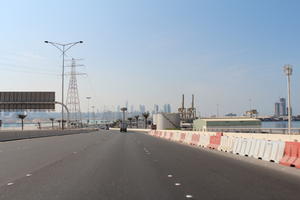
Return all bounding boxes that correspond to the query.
[0,129,97,142]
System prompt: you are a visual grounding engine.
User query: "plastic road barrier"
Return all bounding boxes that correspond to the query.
[190,133,200,146]
[280,142,299,167]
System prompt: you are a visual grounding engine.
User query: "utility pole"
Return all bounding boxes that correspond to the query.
[86,97,91,125]
[44,41,83,129]
[91,106,96,124]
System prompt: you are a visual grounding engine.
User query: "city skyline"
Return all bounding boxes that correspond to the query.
[0,0,300,116]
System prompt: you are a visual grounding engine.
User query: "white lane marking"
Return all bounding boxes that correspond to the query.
[185,194,193,198]
[26,174,32,177]
[174,183,181,186]
[7,182,14,186]
[73,152,77,154]
[167,174,173,178]
[143,147,151,155]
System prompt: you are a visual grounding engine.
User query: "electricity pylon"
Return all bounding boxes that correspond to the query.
[66,58,85,124]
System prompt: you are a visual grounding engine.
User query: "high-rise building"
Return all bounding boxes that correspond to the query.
[163,104,171,113]
[279,98,286,116]
[130,105,134,113]
[153,104,159,114]
[274,102,280,117]
[139,105,146,113]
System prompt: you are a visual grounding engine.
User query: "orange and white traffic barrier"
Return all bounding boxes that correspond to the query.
[207,132,223,149]
[280,142,300,167]
[179,132,186,143]
[183,132,193,144]
[190,133,200,146]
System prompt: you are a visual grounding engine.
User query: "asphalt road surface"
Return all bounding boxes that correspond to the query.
[0,130,299,200]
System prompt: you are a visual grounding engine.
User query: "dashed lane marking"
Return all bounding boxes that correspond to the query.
[7,183,14,186]
[26,174,32,177]
[174,183,181,186]
[167,174,173,178]
[186,194,193,198]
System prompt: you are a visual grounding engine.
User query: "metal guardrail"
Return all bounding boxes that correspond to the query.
[205,127,300,134]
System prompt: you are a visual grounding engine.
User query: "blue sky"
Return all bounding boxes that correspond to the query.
[0,0,300,116]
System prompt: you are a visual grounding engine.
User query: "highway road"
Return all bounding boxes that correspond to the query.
[0,130,300,200]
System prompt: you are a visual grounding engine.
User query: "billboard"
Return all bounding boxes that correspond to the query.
[0,92,55,111]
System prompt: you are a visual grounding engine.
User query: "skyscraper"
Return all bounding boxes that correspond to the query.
[139,105,146,113]
[163,104,171,113]
[279,98,286,116]
[153,104,159,114]
[274,102,280,117]
[130,105,134,113]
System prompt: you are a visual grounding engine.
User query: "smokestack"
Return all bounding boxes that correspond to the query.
[182,94,185,109]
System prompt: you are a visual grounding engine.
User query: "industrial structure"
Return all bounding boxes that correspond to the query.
[193,118,261,131]
[153,113,180,130]
[178,94,197,122]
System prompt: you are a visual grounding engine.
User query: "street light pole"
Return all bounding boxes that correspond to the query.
[44,41,83,130]
[86,97,91,125]
[91,106,95,124]
[283,64,293,135]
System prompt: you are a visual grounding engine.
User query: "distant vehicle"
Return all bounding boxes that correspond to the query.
[120,122,127,132]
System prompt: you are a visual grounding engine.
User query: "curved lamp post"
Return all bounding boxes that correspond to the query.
[44,40,83,130]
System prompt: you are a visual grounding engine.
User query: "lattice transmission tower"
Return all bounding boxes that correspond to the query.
[66,58,85,123]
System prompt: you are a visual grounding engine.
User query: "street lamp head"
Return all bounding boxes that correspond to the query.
[283,64,293,76]
[44,41,49,43]
[121,107,127,112]
[79,41,83,43]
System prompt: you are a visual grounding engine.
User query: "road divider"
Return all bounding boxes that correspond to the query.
[0,129,97,142]
[147,130,300,170]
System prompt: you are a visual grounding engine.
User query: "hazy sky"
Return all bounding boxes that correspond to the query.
[1,0,300,116]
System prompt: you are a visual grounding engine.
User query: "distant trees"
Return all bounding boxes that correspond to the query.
[134,115,139,128]
[17,114,27,131]
[127,117,133,128]
[142,112,150,129]
[49,118,55,129]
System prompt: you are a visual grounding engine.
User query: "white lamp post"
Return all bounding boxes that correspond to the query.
[283,64,293,135]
